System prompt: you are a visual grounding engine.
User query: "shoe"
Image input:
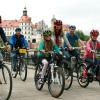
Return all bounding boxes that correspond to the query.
[83,68,87,78]
[39,78,44,84]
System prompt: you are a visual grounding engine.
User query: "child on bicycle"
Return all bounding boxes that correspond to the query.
[84,29,100,78]
[37,30,62,83]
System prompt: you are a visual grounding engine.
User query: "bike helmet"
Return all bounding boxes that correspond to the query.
[90,29,99,37]
[43,30,52,36]
[54,20,62,26]
[69,25,76,30]
[15,27,21,32]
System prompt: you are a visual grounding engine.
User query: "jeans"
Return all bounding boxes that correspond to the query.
[11,51,27,71]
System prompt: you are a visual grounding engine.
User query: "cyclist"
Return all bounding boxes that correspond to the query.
[53,19,71,49]
[64,25,85,60]
[9,27,28,74]
[0,16,9,83]
[84,29,100,78]
[37,30,62,83]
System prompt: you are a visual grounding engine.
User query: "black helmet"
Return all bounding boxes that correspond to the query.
[15,27,21,32]
[69,25,76,30]
[43,30,52,36]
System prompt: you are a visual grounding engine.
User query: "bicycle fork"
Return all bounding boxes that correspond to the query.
[50,64,61,85]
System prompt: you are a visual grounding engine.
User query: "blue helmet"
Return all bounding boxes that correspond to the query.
[15,28,21,32]
[69,25,76,30]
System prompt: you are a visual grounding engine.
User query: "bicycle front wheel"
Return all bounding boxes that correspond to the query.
[0,64,12,100]
[77,64,89,88]
[63,65,73,90]
[19,60,27,81]
[34,64,44,90]
[48,67,65,98]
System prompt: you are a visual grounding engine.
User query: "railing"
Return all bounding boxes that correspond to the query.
[1,49,100,65]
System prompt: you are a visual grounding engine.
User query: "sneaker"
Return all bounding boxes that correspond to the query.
[83,68,87,78]
[39,78,44,84]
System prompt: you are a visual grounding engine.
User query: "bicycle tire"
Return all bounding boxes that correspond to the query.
[34,64,44,90]
[63,65,73,90]
[48,67,65,98]
[20,61,27,81]
[0,64,12,100]
[77,64,89,88]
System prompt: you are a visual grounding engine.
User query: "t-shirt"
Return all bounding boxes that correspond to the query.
[64,33,79,47]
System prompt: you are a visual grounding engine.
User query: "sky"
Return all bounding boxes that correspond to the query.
[0,0,100,39]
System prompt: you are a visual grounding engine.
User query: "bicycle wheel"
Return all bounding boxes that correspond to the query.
[0,64,12,100]
[77,64,89,88]
[63,64,73,90]
[34,64,44,90]
[19,60,27,81]
[48,67,65,98]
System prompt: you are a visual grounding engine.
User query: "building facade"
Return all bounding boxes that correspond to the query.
[1,7,48,43]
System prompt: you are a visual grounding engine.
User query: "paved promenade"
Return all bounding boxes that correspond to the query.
[1,64,100,100]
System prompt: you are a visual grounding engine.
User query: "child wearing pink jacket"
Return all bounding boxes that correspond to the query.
[84,29,100,78]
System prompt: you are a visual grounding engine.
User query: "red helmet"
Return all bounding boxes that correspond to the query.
[90,29,99,37]
[54,20,62,26]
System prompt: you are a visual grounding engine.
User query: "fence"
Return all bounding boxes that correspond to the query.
[1,49,100,65]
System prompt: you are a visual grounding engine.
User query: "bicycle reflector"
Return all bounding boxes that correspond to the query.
[19,49,27,54]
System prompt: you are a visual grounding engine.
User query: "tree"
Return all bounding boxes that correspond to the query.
[75,30,89,41]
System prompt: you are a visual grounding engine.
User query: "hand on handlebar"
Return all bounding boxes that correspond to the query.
[90,49,96,53]
[70,46,86,51]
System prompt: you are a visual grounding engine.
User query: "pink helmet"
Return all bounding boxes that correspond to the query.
[90,29,99,37]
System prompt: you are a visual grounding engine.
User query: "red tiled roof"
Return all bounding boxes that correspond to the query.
[1,20,19,28]
[19,16,31,23]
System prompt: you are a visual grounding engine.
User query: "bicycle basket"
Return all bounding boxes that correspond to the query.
[19,48,27,54]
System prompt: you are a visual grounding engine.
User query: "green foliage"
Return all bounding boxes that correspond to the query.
[75,30,89,41]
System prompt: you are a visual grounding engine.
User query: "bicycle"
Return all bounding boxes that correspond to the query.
[0,48,12,100]
[77,49,100,88]
[34,50,65,98]
[61,46,86,88]
[59,47,73,90]
[11,48,27,81]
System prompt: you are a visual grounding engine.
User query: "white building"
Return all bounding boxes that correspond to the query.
[1,7,41,42]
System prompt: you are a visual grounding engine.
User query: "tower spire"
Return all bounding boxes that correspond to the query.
[23,6,27,16]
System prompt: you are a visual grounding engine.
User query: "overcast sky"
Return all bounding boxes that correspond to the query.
[0,0,100,39]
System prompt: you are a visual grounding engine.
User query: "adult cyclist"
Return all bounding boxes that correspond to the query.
[9,27,28,74]
[64,25,85,60]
